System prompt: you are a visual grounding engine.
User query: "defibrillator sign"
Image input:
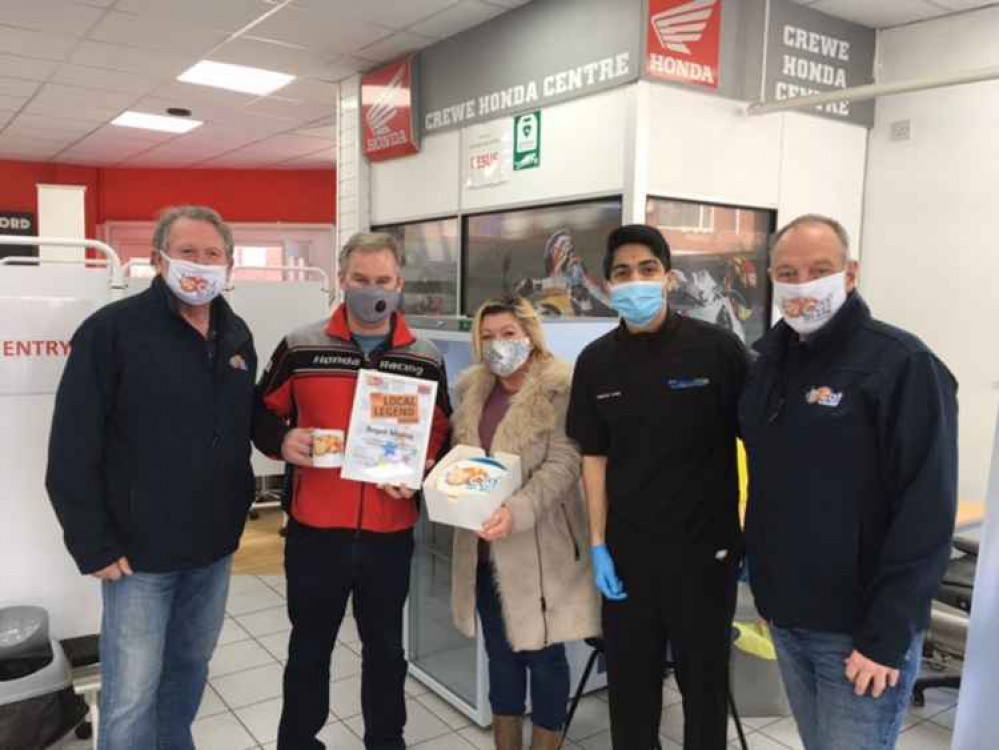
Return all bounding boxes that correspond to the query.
[513,111,541,171]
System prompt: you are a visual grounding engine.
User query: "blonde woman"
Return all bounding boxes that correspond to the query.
[450,297,600,750]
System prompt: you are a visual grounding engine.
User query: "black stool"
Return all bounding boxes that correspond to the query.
[60,635,100,741]
[912,537,976,707]
[557,637,749,750]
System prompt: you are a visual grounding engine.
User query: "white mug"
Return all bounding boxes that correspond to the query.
[312,429,345,469]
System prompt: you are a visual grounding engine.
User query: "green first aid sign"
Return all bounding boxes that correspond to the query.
[513,111,541,171]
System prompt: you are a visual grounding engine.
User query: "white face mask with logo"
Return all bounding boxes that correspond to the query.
[160,252,228,307]
[773,271,848,336]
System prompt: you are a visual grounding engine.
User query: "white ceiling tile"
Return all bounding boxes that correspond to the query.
[78,124,175,147]
[121,153,201,167]
[355,30,434,63]
[0,134,67,158]
[23,82,134,120]
[244,95,332,122]
[87,11,227,55]
[481,0,533,7]
[69,40,192,77]
[173,117,290,141]
[0,25,78,60]
[0,93,28,113]
[114,0,272,31]
[196,152,284,167]
[126,140,231,159]
[803,0,944,27]
[273,154,335,169]
[0,0,107,37]
[0,77,39,99]
[0,127,78,146]
[229,132,334,156]
[409,0,505,38]
[3,112,100,139]
[0,149,58,162]
[60,140,156,160]
[295,122,336,139]
[349,0,462,30]
[58,155,121,165]
[0,54,61,81]
[246,11,390,56]
[152,81,261,111]
[274,77,338,104]
[928,0,996,9]
[0,125,81,145]
[278,0,460,30]
[50,64,160,96]
[209,38,334,78]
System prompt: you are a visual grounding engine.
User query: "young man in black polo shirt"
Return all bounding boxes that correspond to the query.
[567,225,749,750]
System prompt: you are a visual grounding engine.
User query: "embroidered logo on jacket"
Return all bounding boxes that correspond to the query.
[806,386,843,408]
[668,377,710,390]
[229,354,248,371]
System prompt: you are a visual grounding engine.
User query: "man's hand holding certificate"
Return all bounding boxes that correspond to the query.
[342,371,439,491]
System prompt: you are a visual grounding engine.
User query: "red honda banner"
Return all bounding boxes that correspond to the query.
[361,57,420,162]
[646,0,722,90]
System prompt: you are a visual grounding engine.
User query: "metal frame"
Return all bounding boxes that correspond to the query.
[0,235,122,283]
[747,64,999,117]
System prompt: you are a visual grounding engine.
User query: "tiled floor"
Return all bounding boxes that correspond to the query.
[55,573,960,750]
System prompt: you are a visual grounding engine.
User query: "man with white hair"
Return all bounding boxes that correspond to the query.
[739,214,958,750]
[47,206,257,750]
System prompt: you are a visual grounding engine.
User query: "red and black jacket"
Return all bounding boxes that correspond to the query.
[253,305,451,532]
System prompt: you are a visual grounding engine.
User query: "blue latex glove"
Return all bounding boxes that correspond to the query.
[591,544,627,601]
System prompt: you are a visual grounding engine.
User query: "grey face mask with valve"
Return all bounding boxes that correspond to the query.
[344,285,402,326]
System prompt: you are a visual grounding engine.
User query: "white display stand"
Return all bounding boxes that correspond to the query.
[0,237,329,638]
[0,236,120,639]
[952,406,999,749]
[227,267,331,480]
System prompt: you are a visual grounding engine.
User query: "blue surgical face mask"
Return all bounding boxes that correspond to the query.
[610,281,666,328]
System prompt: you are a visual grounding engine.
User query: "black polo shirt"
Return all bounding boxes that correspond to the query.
[567,313,749,546]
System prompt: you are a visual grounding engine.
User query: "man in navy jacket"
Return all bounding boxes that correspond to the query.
[739,214,957,750]
[46,206,256,750]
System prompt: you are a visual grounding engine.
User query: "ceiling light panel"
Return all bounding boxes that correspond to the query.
[111,111,204,133]
[178,60,296,95]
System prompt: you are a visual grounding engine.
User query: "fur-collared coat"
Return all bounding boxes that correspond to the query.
[450,357,601,651]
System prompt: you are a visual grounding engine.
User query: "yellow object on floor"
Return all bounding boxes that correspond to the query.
[733,621,777,661]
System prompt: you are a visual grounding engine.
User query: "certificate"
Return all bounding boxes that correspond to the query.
[341,370,439,490]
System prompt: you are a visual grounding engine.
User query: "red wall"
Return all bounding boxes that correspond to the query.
[0,161,101,238]
[0,160,336,239]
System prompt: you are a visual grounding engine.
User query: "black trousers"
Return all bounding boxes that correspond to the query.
[277,520,414,750]
[603,523,738,750]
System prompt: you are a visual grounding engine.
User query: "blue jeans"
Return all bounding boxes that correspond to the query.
[98,555,232,750]
[476,560,569,731]
[771,627,925,750]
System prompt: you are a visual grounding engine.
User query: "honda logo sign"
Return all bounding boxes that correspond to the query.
[361,57,421,162]
[646,0,722,90]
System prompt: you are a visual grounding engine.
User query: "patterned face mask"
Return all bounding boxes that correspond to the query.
[773,271,847,335]
[160,252,227,306]
[483,338,533,378]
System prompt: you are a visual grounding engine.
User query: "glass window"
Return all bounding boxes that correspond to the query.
[646,197,774,345]
[375,218,460,316]
[463,198,622,318]
[234,245,286,282]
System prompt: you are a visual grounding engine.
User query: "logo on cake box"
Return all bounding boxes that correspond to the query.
[423,445,523,531]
